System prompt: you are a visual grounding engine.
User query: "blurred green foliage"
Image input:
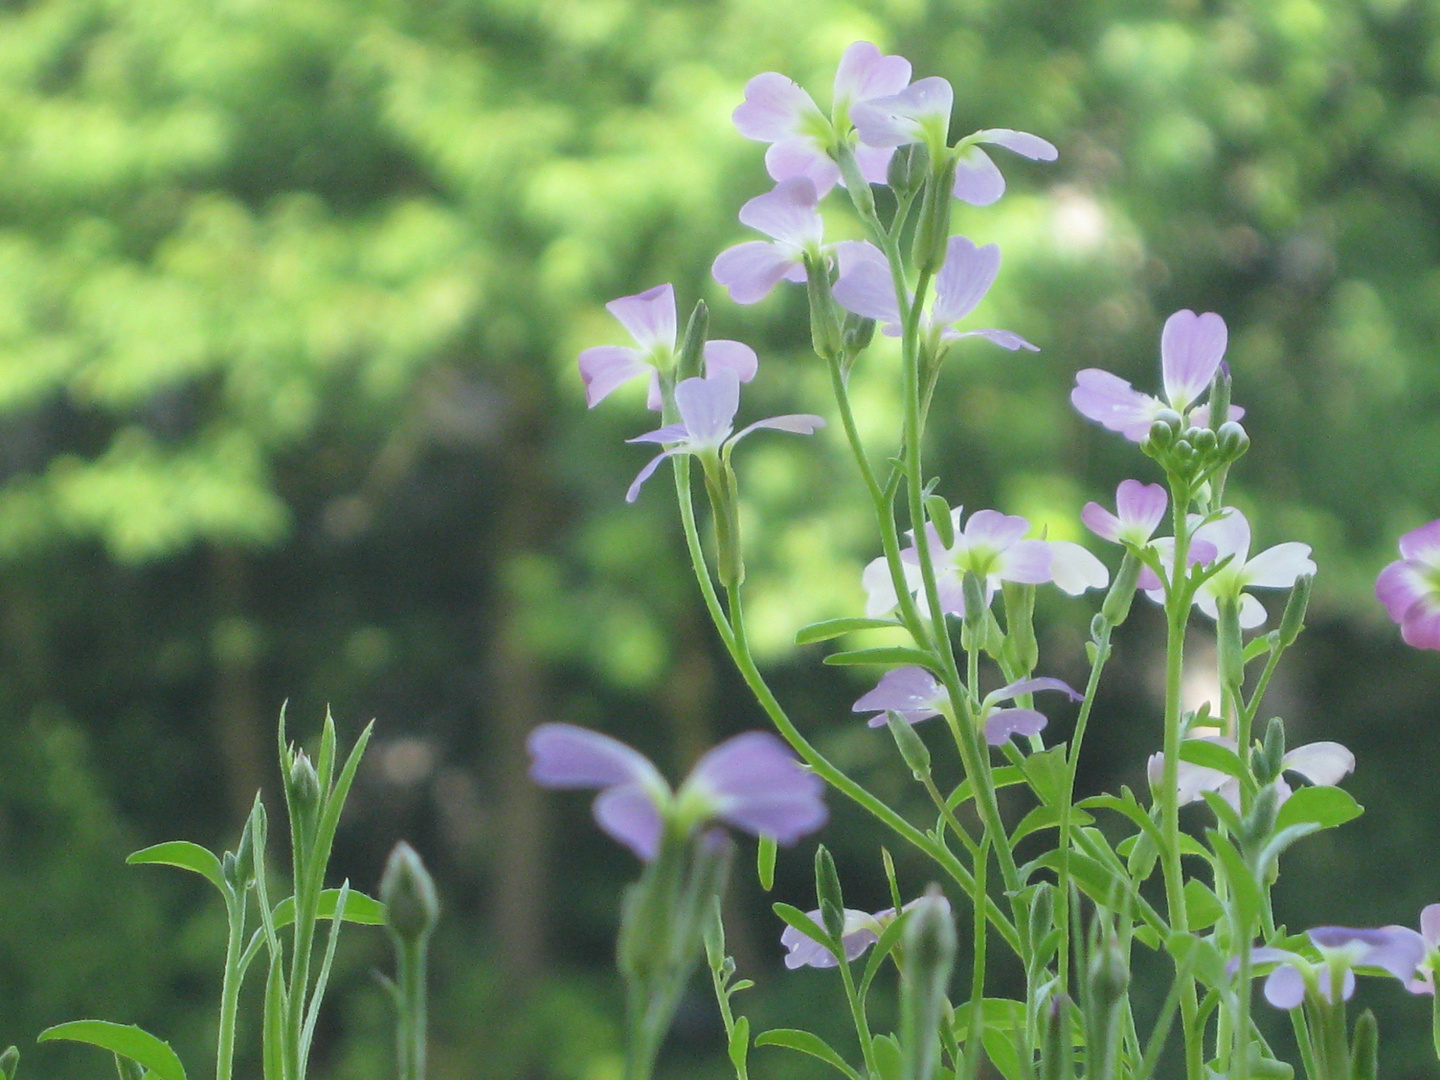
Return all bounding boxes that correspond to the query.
[2,0,1440,1076]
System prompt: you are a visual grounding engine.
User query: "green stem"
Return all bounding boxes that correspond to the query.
[837,951,877,1078]
[216,890,246,1080]
[395,937,428,1080]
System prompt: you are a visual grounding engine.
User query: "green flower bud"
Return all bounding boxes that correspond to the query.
[813,845,846,943]
[1088,938,1130,1006]
[1208,368,1232,429]
[887,143,929,199]
[803,251,843,361]
[913,154,958,275]
[1278,573,1312,648]
[1144,419,1175,451]
[1154,408,1183,430]
[1191,427,1218,454]
[1241,782,1282,854]
[900,886,957,1080]
[925,494,955,548]
[678,299,709,381]
[1351,1008,1378,1080]
[0,1046,18,1080]
[1100,551,1142,626]
[381,841,440,944]
[286,751,321,841]
[1257,716,1287,785]
[221,850,241,892]
[1217,420,1249,459]
[1039,996,1072,1080]
[841,311,876,358]
[886,710,932,779]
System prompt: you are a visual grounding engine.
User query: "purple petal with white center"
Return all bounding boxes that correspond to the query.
[1263,965,1307,1009]
[1187,403,1246,428]
[834,254,902,327]
[739,176,824,247]
[1376,560,1429,622]
[1117,480,1168,539]
[713,241,806,305]
[626,452,670,503]
[963,509,1030,550]
[984,707,1047,745]
[1403,604,1440,650]
[733,413,827,443]
[1047,541,1110,594]
[782,908,882,969]
[1081,502,1123,543]
[1243,542,1315,588]
[528,723,666,791]
[932,236,1000,325]
[1399,519,1440,564]
[943,328,1039,351]
[976,128,1059,161]
[627,423,690,446]
[1160,310,1228,411]
[1422,905,1440,948]
[579,345,650,408]
[765,138,840,194]
[998,539,1054,585]
[1197,509,1251,562]
[952,145,1005,206]
[1194,587,1267,628]
[1281,742,1354,787]
[703,339,759,384]
[854,666,945,727]
[1311,926,1427,985]
[863,553,923,618]
[851,76,953,148]
[607,284,676,353]
[687,731,828,844]
[733,72,817,141]
[989,676,1082,704]
[834,42,912,108]
[674,371,740,448]
[1071,369,1166,441]
[594,783,665,861]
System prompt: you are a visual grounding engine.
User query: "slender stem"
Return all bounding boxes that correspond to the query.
[216,889,247,1080]
[836,952,877,1078]
[395,937,428,1080]
[960,838,990,1080]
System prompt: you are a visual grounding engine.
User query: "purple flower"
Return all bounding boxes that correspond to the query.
[1083,480,1169,548]
[1072,310,1246,441]
[853,666,946,727]
[578,283,758,409]
[1184,509,1315,629]
[861,507,1108,619]
[712,177,827,305]
[1147,734,1354,808]
[732,42,912,195]
[782,894,950,969]
[1376,520,1440,650]
[832,238,1037,351]
[979,676,1082,746]
[849,75,1057,205]
[528,723,827,861]
[1240,926,1425,1009]
[624,369,825,502]
[1406,905,1440,994]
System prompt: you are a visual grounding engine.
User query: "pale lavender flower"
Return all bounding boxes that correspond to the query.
[712,177,827,305]
[1376,520,1440,650]
[832,238,1037,351]
[624,369,825,502]
[1147,734,1354,809]
[782,894,951,969]
[732,42,912,195]
[979,676,1082,746]
[1072,310,1245,441]
[1082,480,1169,548]
[1406,905,1440,994]
[1184,508,1315,629]
[1240,926,1425,1009]
[528,723,827,861]
[850,75,1057,205]
[578,283,758,409]
[861,507,1107,619]
[853,665,946,727]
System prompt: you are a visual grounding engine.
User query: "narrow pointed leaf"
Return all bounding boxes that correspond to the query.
[127,842,226,895]
[38,1022,186,1080]
[795,617,901,644]
[822,647,938,668]
[754,1029,860,1080]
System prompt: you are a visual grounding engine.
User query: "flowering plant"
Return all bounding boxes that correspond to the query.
[547,38,1440,1080]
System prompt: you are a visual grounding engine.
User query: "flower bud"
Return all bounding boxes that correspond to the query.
[1191,427,1218,454]
[813,844,846,943]
[381,841,440,944]
[286,751,321,838]
[221,850,241,892]
[1241,782,1282,853]
[1100,551,1142,626]
[1144,418,1175,451]
[1257,716,1287,785]
[1027,883,1055,954]
[1087,938,1130,1006]
[913,154,958,275]
[803,251,843,361]
[1171,438,1195,463]
[925,494,955,548]
[1278,573,1312,648]
[678,299,709,381]
[841,311,876,358]
[887,143,929,200]
[0,1046,18,1080]
[1350,1008,1379,1080]
[962,571,987,631]
[1154,408,1183,431]
[1217,420,1249,459]
[1208,367,1232,429]
[900,886,957,1080]
[833,139,877,221]
[1039,996,1072,1080]
[886,710,932,779]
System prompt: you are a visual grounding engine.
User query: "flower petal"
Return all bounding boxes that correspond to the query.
[1399,519,1440,564]
[932,236,1000,325]
[1377,559,1431,623]
[1263,965,1307,1009]
[854,666,945,726]
[733,72,817,141]
[674,371,740,447]
[739,176,823,246]
[944,327,1039,351]
[607,284,676,353]
[1402,604,1440,650]
[1082,502,1123,544]
[593,783,665,861]
[578,345,650,408]
[703,339,759,384]
[975,128,1058,161]
[834,42,912,109]
[733,413,827,442]
[963,508,1031,550]
[1047,540,1110,594]
[1071,369,1164,441]
[984,707,1047,745]
[765,137,840,194]
[626,451,671,503]
[1243,543,1316,589]
[988,676,1082,704]
[713,241,803,305]
[834,253,903,326]
[1281,741,1355,787]
[851,76,953,148]
[528,723,666,791]
[951,145,1005,206]
[1115,480,1168,540]
[687,731,828,844]
[1160,309,1228,412]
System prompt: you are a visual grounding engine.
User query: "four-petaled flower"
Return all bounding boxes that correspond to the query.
[1072,310,1244,442]
[579,283,758,409]
[624,369,825,503]
[1406,905,1440,994]
[1147,734,1354,809]
[732,41,912,196]
[1376,519,1440,650]
[1239,926,1425,1009]
[528,723,827,861]
[852,667,1079,745]
[712,177,828,305]
[782,895,951,969]
[1165,508,1315,629]
[832,238,1036,351]
[848,74,1056,206]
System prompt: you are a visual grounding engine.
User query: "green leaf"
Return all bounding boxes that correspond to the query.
[871,1033,902,1080]
[756,834,777,892]
[946,765,1026,810]
[1208,831,1261,932]
[1274,786,1363,833]
[1200,790,1243,836]
[269,887,386,929]
[754,1030,860,1080]
[859,911,910,998]
[1010,803,1092,843]
[727,1016,749,1076]
[38,1022,186,1080]
[126,841,226,896]
[1178,739,1247,780]
[261,952,285,1080]
[1165,931,1227,989]
[981,1027,1026,1080]
[953,998,1027,1035]
[795,617,900,644]
[822,647,937,668]
[771,903,836,956]
[1019,745,1070,807]
[1184,879,1225,931]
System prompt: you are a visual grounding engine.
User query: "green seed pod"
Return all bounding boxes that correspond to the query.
[814,845,846,943]
[1258,716,1287,784]
[1351,1008,1378,1080]
[803,251,843,361]
[1278,573,1312,648]
[678,299,709,381]
[913,153,959,275]
[833,139,877,221]
[886,710,932,778]
[1100,551,1142,626]
[1001,581,1038,673]
[381,841,440,944]
[962,571,987,631]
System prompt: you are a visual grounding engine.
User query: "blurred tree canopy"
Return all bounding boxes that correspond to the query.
[4,0,1440,1076]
